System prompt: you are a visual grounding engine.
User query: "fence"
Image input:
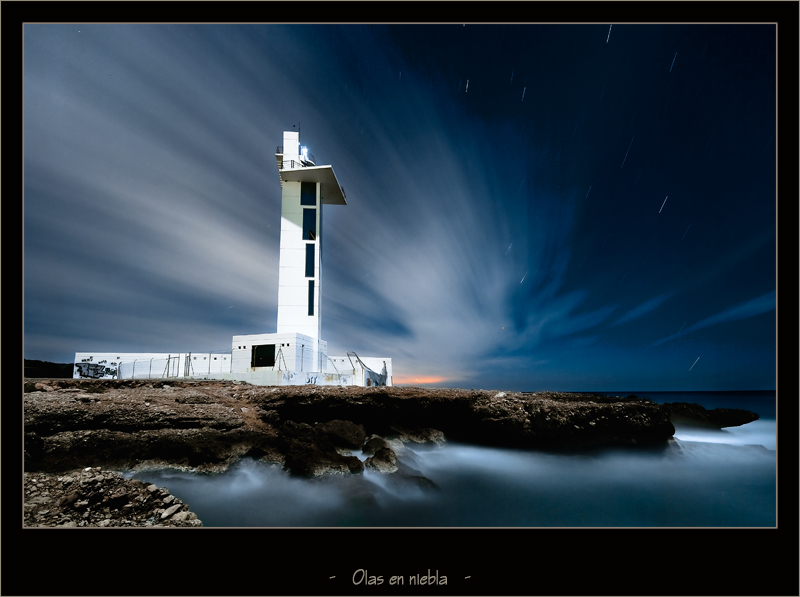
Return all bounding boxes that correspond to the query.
[74,351,389,386]
[115,353,232,380]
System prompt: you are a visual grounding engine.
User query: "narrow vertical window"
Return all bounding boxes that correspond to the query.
[308,280,315,316]
[300,181,316,206]
[305,243,315,277]
[303,208,316,240]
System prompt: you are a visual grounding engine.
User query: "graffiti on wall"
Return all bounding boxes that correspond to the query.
[281,371,298,385]
[74,358,118,379]
[280,371,354,386]
[323,373,353,386]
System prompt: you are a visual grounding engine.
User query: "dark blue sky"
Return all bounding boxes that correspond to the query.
[24,23,777,390]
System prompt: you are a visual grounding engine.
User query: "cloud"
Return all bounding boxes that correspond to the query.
[609,292,675,327]
[651,291,776,347]
[686,291,777,332]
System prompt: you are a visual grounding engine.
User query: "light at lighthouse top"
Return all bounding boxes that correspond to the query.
[276,131,347,206]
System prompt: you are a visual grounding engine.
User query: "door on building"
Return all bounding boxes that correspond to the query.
[251,344,276,368]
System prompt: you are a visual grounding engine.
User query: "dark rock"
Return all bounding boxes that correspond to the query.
[315,419,366,449]
[278,421,364,477]
[706,407,760,427]
[25,432,44,462]
[174,393,216,404]
[399,475,440,492]
[259,409,280,424]
[250,386,675,450]
[388,426,445,445]
[362,436,391,455]
[663,402,759,428]
[365,447,398,473]
[55,492,80,507]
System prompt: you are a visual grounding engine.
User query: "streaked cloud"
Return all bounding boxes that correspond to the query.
[609,292,675,327]
[651,291,776,347]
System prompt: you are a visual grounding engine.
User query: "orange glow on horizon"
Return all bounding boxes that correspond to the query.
[393,375,449,385]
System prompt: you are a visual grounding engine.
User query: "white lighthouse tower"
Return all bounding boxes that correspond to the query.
[275,130,345,354]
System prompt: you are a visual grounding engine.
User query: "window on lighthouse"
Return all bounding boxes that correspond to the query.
[305,243,315,277]
[303,208,316,240]
[301,182,316,206]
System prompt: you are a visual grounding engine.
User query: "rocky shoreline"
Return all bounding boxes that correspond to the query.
[23,378,759,527]
[23,467,202,527]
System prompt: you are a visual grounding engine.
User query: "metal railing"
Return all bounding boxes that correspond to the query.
[276,146,315,166]
[281,159,317,170]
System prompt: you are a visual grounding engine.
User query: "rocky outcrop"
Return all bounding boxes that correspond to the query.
[250,386,676,450]
[365,446,399,473]
[23,467,202,527]
[662,402,759,428]
[24,380,677,483]
[277,420,365,477]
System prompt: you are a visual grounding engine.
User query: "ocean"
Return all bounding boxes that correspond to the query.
[128,390,776,527]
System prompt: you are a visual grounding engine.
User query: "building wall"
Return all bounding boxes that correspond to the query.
[231,332,324,373]
[196,370,354,387]
[282,130,299,162]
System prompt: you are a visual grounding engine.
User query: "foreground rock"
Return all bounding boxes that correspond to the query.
[24,467,202,527]
[662,402,759,428]
[24,380,677,483]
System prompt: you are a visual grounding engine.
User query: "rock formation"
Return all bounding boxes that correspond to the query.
[661,401,759,428]
[24,380,683,479]
[28,378,764,526]
[24,467,202,527]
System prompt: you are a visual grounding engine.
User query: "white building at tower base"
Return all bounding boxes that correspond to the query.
[74,131,392,387]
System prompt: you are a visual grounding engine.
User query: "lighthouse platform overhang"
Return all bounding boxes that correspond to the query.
[278,164,347,205]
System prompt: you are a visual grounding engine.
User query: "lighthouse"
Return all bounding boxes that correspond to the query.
[75,130,392,386]
[274,130,346,360]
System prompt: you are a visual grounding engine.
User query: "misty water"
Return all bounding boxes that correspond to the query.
[128,391,776,527]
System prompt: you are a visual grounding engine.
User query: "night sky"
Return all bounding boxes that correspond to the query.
[23,23,777,391]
